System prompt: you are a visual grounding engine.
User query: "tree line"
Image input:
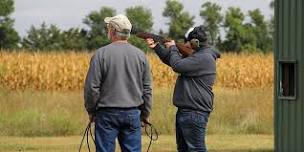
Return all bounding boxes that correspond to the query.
[0,0,274,53]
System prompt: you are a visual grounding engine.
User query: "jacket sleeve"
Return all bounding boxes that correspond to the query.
[153,43,171,66]
[168,45,204,74]
[140,57,152,119]
[84,53,103,114]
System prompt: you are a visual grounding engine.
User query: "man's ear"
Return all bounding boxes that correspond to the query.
[112,29,118,36]
[109,29,114,36]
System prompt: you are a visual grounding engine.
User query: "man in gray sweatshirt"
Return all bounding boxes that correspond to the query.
[146,25,220,152]
[84,14,152,152]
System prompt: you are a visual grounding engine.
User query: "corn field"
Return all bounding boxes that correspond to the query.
[0,51,273,90]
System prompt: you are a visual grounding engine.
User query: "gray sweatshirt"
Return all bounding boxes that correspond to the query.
[154,44,220,112]
[84,42,152,118]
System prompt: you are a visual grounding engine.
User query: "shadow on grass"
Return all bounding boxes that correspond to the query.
[156,150,273,152]
[209,149,273,152]
[157,150,273,152]
[0,144,39,151]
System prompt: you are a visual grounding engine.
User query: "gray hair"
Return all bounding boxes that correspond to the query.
[108,24,130,40]
[115,31,130,40]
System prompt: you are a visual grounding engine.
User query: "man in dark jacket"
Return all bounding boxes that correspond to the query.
[146,25,220,152]
[84,14,152,152]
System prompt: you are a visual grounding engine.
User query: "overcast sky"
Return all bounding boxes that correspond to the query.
[12,0,273,37]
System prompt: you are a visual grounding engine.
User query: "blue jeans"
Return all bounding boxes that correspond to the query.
[176,108,210,152]
[94,108,141,152]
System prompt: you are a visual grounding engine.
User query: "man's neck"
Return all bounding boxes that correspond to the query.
[111,37,128,43]
[112,40,128,43]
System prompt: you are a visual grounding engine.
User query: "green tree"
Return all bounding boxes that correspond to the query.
[163,0,194,40]
[83,7,116,50]
[22,23,87,51]
[127,36,150,53]
[125,6,153,53]
[61,28,87,50]
[270,1,274,9]
[126,6,153,32]
[200,2,223,45]
[223,7,257,52]
[269,1,274,51]
[248,9,272,52]
[22,23,63,50]
[240,23,258,52]
[0,0,19,49]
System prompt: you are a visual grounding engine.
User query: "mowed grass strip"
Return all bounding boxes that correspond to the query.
[0,135,273,152]
[0,87,273,136]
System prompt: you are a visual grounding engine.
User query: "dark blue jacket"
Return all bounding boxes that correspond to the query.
[154,44,220,112]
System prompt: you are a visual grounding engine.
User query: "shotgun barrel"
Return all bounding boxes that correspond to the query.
[136,32,194,57]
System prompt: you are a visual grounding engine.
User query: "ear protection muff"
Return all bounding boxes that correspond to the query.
[190,39,200,49]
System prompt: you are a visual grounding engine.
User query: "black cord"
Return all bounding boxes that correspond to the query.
[89,125,95,143]
[78,122,95,152]
[144,123,159,152]
[78,121,158,152]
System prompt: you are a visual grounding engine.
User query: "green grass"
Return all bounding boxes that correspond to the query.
[0,135,273,152]
[0,89,83,136]
[0,87,273,136]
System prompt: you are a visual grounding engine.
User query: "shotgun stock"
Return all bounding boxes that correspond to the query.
[136,32,194,57]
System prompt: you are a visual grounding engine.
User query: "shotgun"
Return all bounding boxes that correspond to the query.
[136,32,194,57]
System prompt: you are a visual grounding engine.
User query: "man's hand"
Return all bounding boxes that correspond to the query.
[89,113,95,123]
[164,40,176,48]
[145,38,158,49]
[141,116,150,127]
[165,40,176,48]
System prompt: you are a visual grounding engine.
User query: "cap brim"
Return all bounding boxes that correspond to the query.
[104,17,112,23]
